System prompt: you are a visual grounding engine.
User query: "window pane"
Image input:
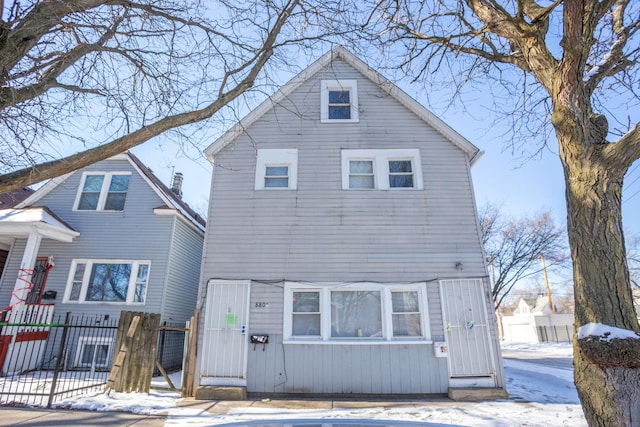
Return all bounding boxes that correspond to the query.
[293,292,319,312]
[328,90,350,104]
[265,166,288,177]
[83,175,104,192]
[349,175,374,189]
[331,291,382,338]
[389,160,412,173]
[292,313,321,336]
[109,175,130,191]
[86,263,132,302]
[392,291,420,312]
[265,177,289,188]
[392,313,422,336]
[349,160,374,189]
[104,175,129,210]
[95,344,110,365]
[104,193,127,210]
[134,264,149,303]
[349,160,372,174]
[81,344,96,364]
[78,193,100,210]
[329,106,351,120]
[392,291,422,337]
[389,175,414,188]
[69,263,86,301]
[389,160,414,188]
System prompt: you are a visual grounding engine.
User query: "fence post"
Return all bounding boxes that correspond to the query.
[47,312,72,408]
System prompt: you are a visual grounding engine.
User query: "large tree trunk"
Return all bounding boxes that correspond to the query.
[559,118,640,426]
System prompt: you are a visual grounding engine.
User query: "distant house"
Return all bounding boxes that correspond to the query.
[502,296,573,343]
[194,47,505,400]
[0,152,205,373]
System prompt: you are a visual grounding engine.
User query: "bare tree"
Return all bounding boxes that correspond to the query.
[480,204,567,310]
[355,0,640,424]
[0,0,342,193]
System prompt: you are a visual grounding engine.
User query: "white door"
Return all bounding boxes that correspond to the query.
[201,280,250,386]
[440,279,496,384]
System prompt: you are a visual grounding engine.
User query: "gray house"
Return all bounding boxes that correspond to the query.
[0,152,205,371]
[195,47,505,399]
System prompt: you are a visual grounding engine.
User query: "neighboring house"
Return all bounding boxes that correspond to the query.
[0,152,205,372]
[0,188,34,280]
[195,47,505,399]
[501,296,573,343]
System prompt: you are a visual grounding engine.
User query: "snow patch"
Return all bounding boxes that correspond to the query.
[577,323,640,342]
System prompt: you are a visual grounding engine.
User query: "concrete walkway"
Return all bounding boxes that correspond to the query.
[0,397,460,426]
[0,407,167,426]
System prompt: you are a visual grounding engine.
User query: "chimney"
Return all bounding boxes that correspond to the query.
[171,172,183,199]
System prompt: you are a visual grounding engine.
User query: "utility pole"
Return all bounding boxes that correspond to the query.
[540,254,554,314]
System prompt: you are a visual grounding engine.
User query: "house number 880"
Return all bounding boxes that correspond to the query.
[255,302,268,308]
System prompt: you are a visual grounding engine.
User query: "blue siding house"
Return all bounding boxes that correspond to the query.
[0,152,204,372]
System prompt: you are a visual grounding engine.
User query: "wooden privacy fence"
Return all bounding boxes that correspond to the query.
[104,310,199,396]
[105,311,160,393]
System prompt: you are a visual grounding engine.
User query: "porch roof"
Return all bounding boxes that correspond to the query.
[0,207,80,243]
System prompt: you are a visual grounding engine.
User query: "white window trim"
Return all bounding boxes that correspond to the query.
[73,171,132,211]
[74,336,113,368]
[320,79,359,123]
[63,259,150,305]
[283,282,431,344]
[341,149,423,190]
[255,149,298,190]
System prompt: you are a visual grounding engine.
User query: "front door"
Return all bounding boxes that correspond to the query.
[440,278,496,385]
[200,280,250,386]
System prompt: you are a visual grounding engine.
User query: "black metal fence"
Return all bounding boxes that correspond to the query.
[155,322,187,375]
[0,312,119,408]
[537,325,572,343]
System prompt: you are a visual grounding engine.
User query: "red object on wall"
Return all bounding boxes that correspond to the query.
[0,335,12,369]
[15,331,49,342]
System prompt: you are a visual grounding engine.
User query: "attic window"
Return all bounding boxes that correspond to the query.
[74,172,131,211]
[321,80,359,123]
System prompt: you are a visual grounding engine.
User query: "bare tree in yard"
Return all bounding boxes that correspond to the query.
[479,203,566,310]
[355,0,640,424]
[0,0,339,193]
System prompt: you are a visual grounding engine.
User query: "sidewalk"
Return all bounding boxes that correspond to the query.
[0,397,458,426]
[0,406,167,426]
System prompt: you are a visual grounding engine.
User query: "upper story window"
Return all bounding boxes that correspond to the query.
[64,259,150,304]
[284,282,429,342]
[320,80,359,123]
[255,149,298,190]
[74,172,131,211]
[341,149,423,190]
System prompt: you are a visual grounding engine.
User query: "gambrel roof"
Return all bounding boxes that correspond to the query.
[16,152,205,231]
[205,46,482,163]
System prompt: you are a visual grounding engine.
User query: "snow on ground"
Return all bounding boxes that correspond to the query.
[56,343,587,426]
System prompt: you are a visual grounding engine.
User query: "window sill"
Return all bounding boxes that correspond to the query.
[320,118,360,124]
[283,339,433,345]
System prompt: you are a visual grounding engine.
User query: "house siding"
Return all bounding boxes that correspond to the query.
[200,58,492,394]
[0,158,198,323]
[202,59,485,285]
[162,218,204,323]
